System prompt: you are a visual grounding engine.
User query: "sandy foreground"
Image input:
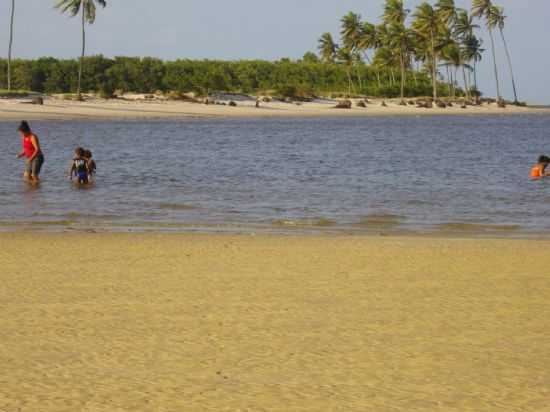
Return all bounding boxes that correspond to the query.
[1,97,549,120]
[0,233,549,412]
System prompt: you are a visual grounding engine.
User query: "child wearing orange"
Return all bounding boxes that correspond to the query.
[531,155,550,180]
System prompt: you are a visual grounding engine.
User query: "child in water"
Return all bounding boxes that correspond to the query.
[83,149,96,180]
[69,147,90,184]
[530,155,550,180]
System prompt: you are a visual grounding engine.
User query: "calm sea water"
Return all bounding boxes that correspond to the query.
[1,115,549,235]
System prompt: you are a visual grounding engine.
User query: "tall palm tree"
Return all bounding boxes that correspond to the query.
[413,3,442,100]
[55,0,107,99]
[318,33,338,64]
[472,0,501,102]
[358,21,382,87]
[337,47,356,96]
[463,34,484,92]
[489,5,518,103]
[387,23,414,102]
[383,0,411,103]
[340,12,364,90]
[7,0,15,91]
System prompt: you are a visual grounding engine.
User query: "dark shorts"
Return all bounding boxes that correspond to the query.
[25,154,44,177]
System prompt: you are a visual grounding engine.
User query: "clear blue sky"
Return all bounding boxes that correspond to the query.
[1,0,547,103]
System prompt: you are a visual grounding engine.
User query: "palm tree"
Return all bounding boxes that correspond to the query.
[358,21,382,88]
[7,0,15,91]
[384,0,409,25]
[472,0,501,102]
[463,34,484,92]
[341,12,363,51]
[337,47,356,96]
[341,12,364,90]
[387,23,414,102]
[55,0,107,99]
[489,5,519,103]
[318,33,338,64]
[413,3,442,100]
[383,0,411,103]
[435,0,458,26]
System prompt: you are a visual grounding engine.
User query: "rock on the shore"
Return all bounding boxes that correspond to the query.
[334,100,352,109]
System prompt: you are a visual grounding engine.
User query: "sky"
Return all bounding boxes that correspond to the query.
[1,0,548,103]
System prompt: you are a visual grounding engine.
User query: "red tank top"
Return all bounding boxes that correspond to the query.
[22,134,37,158]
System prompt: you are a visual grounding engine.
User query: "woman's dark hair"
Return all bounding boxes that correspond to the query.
[84,150,92,158]
[539,155,550,164]
[75,147,85,157]
[18,121,31,134]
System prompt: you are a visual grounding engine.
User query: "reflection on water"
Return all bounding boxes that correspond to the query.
[0,115,549,236]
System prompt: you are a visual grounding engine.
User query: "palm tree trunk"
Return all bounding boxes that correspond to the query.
[446,66,452,97]
[7,0,15,91]
[500,28,518,103]
[430,30,438,101]
[461,65,470,99]
[488,27,501,101]
[473,60,478,91]
[78,6,86,99]
[399,52,405,101]
[356,66,363,92]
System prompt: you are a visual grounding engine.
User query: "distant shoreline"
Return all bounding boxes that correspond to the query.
[1,96,549,121]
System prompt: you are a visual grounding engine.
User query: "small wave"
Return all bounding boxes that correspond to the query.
[357,213,405,228]
[436,222,522,233]
[272,218,336,228]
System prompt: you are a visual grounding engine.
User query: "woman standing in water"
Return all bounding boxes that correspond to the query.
[16,121,44,183]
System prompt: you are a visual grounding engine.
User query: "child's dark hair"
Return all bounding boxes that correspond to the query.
[18,121,31,134]
[75,147,85,157]
[83,150,92,158]
[538,155,550,164]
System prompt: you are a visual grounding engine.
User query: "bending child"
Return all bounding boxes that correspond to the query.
[83,149,97,180]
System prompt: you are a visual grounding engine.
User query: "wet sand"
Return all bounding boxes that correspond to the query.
[1,97,548,120]
[1,233,549,411]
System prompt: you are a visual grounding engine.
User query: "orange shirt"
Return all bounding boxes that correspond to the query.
[531,164,544,179]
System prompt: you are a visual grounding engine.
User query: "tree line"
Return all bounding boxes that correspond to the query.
[318,0,519,104]
[0,56,438,98]
[3,0,517,102]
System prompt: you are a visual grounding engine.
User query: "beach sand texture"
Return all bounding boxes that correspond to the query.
[1,97,549,120]
[1,233,549,411]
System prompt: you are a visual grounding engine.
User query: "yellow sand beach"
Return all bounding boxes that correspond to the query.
[1,97,549,121]
[1,233,549,411]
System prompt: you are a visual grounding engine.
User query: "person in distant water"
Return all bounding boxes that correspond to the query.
[69,147,90,184]
[530,155,550,180]
[83,149,97,180]
[16,121,44,183]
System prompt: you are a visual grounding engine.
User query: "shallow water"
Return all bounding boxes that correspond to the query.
[1,115,549,235]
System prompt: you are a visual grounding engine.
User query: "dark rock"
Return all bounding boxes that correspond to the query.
[334,100,352,109]
[436,100,446,108]
[356,100,367,108]
[228,101,237,107]
[31,96,44,105]
[381,101,387,107]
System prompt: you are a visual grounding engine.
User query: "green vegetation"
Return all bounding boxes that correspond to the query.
[317,0,519,103]
[0,56,439,99]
